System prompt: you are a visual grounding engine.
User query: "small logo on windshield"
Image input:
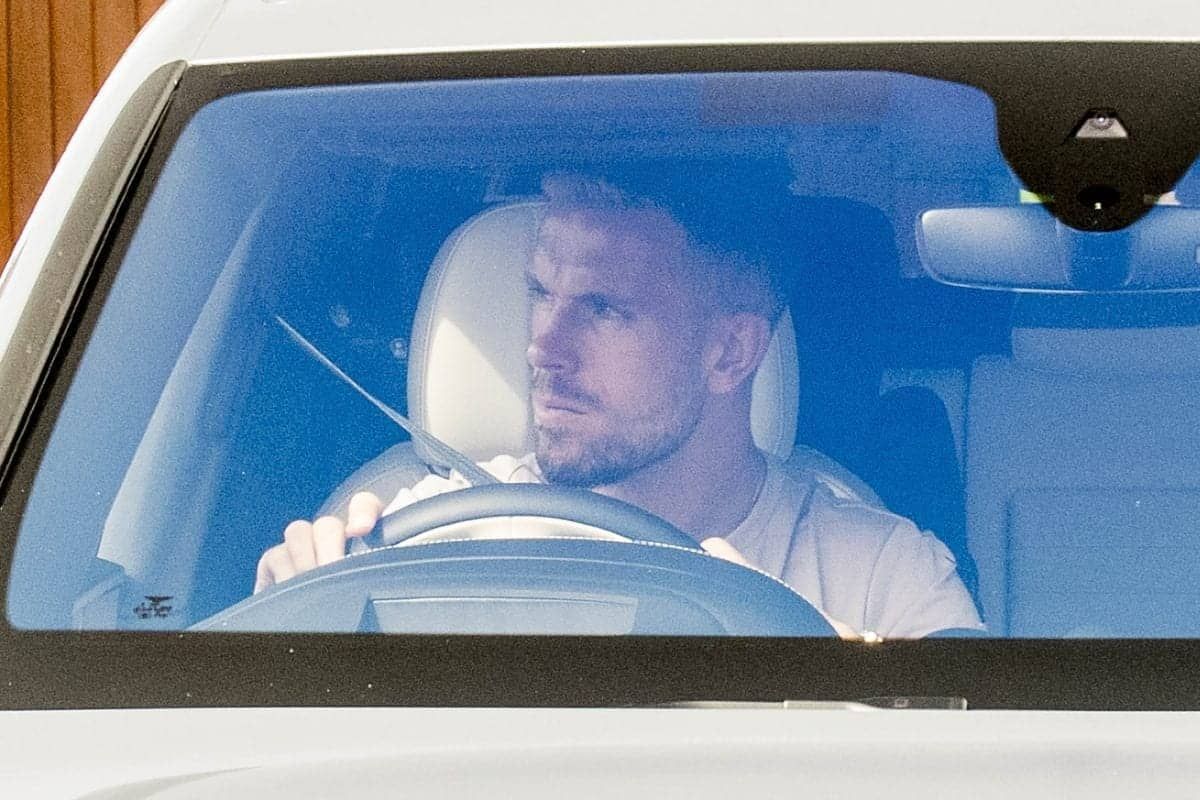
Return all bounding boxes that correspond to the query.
[134,596,174,620]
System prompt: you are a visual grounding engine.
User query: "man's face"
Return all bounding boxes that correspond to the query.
[526,208,710,487]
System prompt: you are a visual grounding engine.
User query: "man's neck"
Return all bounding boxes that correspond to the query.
[593,424,767,543]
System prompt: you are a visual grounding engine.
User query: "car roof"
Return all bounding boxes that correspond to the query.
[187,0,1200,64]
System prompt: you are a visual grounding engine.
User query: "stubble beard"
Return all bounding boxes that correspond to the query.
[534,378,705,488]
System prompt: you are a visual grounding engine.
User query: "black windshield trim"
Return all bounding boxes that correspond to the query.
[3,44,1200,711]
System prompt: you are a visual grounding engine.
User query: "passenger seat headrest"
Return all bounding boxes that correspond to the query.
[1010,294,1200,376]
[407,201,799,462]
[1013,325,1200,376]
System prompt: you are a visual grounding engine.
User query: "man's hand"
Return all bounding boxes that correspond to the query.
[700,537,860,640]
[254,491,384,593]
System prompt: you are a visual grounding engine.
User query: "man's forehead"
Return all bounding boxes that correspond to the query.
[532,209,688,290]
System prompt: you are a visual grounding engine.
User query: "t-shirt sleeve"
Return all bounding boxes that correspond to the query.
[864,518,985,639]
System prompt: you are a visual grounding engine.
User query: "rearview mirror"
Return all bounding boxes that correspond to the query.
[917,205,1200,292]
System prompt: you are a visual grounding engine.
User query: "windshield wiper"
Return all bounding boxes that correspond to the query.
[274,315,498,487]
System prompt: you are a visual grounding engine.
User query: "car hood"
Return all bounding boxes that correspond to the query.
[4,707,1199,798]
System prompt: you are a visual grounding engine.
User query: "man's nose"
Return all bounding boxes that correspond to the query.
[527,305,579,372]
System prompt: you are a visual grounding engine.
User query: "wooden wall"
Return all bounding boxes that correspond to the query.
[2,0,165,266]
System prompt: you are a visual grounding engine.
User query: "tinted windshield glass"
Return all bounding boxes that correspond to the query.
[8,70,1200,640]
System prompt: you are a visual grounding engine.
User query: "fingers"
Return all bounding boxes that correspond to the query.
[256,521,325,595]
[700,537,754,568]
[312,515,348,566]
[255,543,295,594]
[283,520,318,573]
[345,491,384,537]
[255,505,371,594]
[826,617,861,641]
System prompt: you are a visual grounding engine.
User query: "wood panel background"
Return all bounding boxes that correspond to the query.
[2,0,164,266]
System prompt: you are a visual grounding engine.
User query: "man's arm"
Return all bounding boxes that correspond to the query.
[864,520,986,639]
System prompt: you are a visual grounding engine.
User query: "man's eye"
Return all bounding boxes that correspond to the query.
[588,298,628,321]
[526,281,550,301]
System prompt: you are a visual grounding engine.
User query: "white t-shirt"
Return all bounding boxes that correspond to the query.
[726,456,983,639]
[380,452,984,639]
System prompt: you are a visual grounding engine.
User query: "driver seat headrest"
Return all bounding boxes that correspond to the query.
[407,200,799,462]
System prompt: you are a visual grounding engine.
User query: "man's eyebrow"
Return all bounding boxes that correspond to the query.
[577,289,636,312]
[524,270,639,311]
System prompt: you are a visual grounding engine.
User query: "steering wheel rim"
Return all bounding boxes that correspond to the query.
[362,483,702,550]
[196,483,837,636]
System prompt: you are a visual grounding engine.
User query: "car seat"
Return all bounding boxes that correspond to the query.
[965,295,1200,636]
[320,200,881,518]
[858,384,981,616]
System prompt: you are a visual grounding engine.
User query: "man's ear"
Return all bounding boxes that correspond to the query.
[702,313,773,395]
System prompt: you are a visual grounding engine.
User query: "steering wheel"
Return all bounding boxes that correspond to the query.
[360,483,702,549]
[196,484,836,637]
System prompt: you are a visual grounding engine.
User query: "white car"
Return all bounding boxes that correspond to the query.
[5,0,1200,796]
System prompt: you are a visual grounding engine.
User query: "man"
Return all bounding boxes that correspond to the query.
[255,174,984,639]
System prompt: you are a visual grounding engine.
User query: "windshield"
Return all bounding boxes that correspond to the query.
[7,68,1200,644]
